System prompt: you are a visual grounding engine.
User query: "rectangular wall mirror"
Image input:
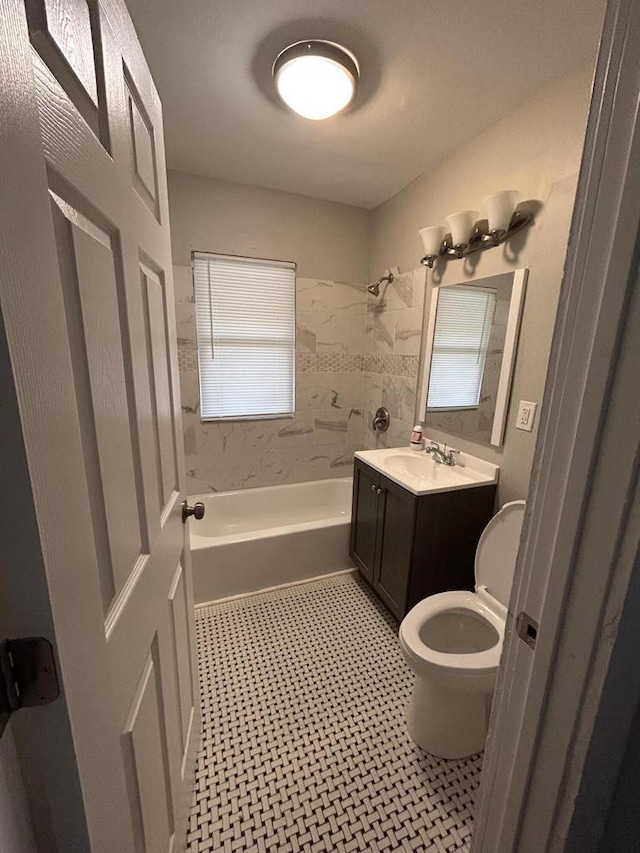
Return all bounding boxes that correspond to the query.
[418,268,527,447]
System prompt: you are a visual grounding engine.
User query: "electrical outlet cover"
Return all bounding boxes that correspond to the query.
[516,400,537,432]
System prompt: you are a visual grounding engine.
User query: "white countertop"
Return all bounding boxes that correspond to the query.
[354,446,499,496]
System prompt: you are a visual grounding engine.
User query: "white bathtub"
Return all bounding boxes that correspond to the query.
[189,477,354,604]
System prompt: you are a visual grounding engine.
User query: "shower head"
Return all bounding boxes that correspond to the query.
[367,272,394,297]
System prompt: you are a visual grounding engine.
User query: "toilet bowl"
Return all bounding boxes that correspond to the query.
[399,500,526,759]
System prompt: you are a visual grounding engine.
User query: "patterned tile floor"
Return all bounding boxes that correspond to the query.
[188,572,482,853]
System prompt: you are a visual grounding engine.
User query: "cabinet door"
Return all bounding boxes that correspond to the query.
[350,460,380,583]
[375,476,416,620]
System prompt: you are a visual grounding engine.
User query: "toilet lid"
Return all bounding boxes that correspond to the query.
[475,500,526,608]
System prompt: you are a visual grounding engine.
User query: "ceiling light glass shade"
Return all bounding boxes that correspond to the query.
[419,225,446,256]
[273,41,359,120]
[482,190,521,234]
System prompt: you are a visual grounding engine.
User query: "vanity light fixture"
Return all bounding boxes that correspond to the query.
[272,40,359,120]
[419,190,533,268]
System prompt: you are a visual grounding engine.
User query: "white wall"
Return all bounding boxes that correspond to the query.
[369,68,593,502]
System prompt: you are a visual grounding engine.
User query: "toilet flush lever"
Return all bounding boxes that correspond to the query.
[516,611,538,650]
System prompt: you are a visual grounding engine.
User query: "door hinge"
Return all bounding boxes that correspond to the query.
[0,637,60,740]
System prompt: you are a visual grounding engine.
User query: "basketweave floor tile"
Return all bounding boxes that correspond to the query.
[188,572,482,853]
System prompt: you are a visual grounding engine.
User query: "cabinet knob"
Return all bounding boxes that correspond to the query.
[376,487,384,495]
[371,483,377,492]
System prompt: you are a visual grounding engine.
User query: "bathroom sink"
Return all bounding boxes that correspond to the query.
[382,453,438,478]
[354,447,499,495]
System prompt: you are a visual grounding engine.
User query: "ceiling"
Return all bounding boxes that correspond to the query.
[126,0,604,209]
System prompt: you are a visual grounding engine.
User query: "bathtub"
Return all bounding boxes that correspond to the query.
[189,477,354,604]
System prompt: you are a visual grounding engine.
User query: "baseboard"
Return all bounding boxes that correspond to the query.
[194,566,357,610]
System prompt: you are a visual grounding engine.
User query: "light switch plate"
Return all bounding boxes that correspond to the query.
[516,400,537,431]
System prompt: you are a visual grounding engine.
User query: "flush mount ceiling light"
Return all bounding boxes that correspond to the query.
[272,40,359,121]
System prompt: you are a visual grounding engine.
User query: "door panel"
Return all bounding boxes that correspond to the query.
[168,562,195,755]
[0,0,201,848]
[50,194,145,602]
[125,70,159,218]
[122,654,173,853]
[25,0,108,142]
[141,263,179,512]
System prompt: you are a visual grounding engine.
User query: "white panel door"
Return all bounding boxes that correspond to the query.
[0,0,200,849]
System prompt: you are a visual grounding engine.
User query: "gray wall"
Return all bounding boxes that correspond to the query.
[0,730,36,853]
[168,171,370,282]
[369,68,593,502]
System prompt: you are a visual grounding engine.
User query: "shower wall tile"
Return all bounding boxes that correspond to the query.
[176,269,370,493]
[296,374,332,411]
[331,280,367,313]
[314,412,350,445]
[184,441,360,494]
[178,340,197,372]
[179,370,200,415]
[385,269,414,310]
[372,309,396,354]
[316,307,366,354]
[362,372,383,414]
[295,311,317,353]
[325,372,363,409]
[296,277,333,312]
[386,416,417,449]
[174,266,429,492]
[175,301,196,343]
[383,374,418,424]
[361,267,427,450]
[329,443,361,474]
[298,352,364,373]
[394,307,424,356]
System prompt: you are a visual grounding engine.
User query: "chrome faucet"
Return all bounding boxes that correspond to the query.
[426,441,459,466]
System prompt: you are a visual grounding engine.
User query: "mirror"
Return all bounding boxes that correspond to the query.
[418,268,527,447]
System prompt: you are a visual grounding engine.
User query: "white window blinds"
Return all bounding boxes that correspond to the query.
[193,253,296,421]
[427,286,496,411]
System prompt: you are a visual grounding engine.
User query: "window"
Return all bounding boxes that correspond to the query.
[427,285,496,411]
[192,253,296,421]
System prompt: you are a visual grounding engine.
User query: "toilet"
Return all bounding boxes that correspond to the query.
[398,500,526,759]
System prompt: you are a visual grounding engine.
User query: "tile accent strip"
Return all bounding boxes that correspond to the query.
[296,352,420,377]
[363,353,420,378]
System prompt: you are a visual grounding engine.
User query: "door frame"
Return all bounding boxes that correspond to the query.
[473,0,640,849]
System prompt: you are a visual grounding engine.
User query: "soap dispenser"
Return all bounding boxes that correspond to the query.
[409,424,425,451]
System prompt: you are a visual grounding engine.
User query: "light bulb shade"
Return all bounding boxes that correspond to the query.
[445,210,478,247]
[273,41,359,120]
[419,225,445,257]
[483,190,521,233]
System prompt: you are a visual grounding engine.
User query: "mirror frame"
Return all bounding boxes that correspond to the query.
[418,267,528,447]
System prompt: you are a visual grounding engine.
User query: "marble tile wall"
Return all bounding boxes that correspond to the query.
[361,268,427,450]
[174,265,368,493]
[174,263,428,493]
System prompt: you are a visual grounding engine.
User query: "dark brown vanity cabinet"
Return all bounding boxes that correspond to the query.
[350,457,497,621]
